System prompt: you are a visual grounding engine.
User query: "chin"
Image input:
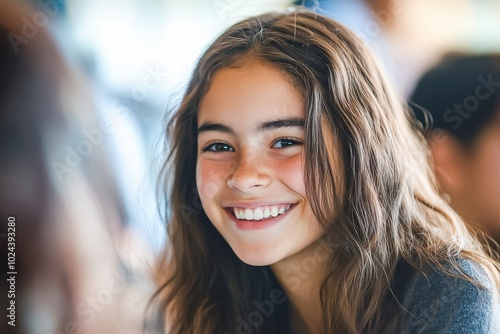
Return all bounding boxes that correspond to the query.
[232,247,284,267]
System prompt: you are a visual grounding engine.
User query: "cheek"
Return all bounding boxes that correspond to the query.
[276,155,306,197]
[483,142,500,194]
[472,136,500,207]
[196,159,231,204]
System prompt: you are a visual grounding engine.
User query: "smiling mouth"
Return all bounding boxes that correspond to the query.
[229,204,295,221]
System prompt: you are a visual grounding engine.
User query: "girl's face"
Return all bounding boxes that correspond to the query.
[196,61,324,266]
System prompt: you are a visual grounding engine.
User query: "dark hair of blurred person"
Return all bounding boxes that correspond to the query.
[410,54,500,244]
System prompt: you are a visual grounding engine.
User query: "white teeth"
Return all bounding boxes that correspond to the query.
[233,205,293,221]
[270,207,279,217]
[254,208,264,220]
[244,209,253,220]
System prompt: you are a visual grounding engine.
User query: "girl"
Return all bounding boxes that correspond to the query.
[152,9,500,333]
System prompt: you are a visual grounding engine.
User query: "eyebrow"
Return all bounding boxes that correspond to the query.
[197,117,305,136]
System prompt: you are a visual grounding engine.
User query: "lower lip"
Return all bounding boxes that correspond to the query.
[226,205,296,231]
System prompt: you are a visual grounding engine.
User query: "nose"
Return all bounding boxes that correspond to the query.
[227,150,271,192]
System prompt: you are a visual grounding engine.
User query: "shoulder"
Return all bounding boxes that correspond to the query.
[398,259,500,334]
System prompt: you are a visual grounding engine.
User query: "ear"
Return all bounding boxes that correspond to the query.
[428,130,467,195]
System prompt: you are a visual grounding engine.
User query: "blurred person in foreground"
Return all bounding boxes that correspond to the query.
[0,1,150,333]
[410,54,500,246]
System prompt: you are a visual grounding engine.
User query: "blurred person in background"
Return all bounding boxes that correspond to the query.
[0,1,151,333]
[410,54,500,245]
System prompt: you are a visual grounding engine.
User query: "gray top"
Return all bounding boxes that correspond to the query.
[400,259,500,333]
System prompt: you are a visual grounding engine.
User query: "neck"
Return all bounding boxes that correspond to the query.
[271,235,331,333]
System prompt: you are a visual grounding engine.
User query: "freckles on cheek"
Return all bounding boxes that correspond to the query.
[196,161,229,202]
[277,157,306,194]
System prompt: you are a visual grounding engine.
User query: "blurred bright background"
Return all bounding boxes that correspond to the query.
[1,0,499,333]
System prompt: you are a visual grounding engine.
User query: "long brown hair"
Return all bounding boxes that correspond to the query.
[151,9,500,333]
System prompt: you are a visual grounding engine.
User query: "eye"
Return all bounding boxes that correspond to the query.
[202,142,235,152]
[272,138,303,149]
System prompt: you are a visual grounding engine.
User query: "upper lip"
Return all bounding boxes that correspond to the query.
[222,201,297,209]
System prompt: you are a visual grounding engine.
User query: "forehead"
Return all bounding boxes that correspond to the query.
[197,61,304,125]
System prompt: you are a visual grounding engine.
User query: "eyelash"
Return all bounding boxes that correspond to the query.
[201,137,303,152]
[201,142,234,153]
[272,137,303,149]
